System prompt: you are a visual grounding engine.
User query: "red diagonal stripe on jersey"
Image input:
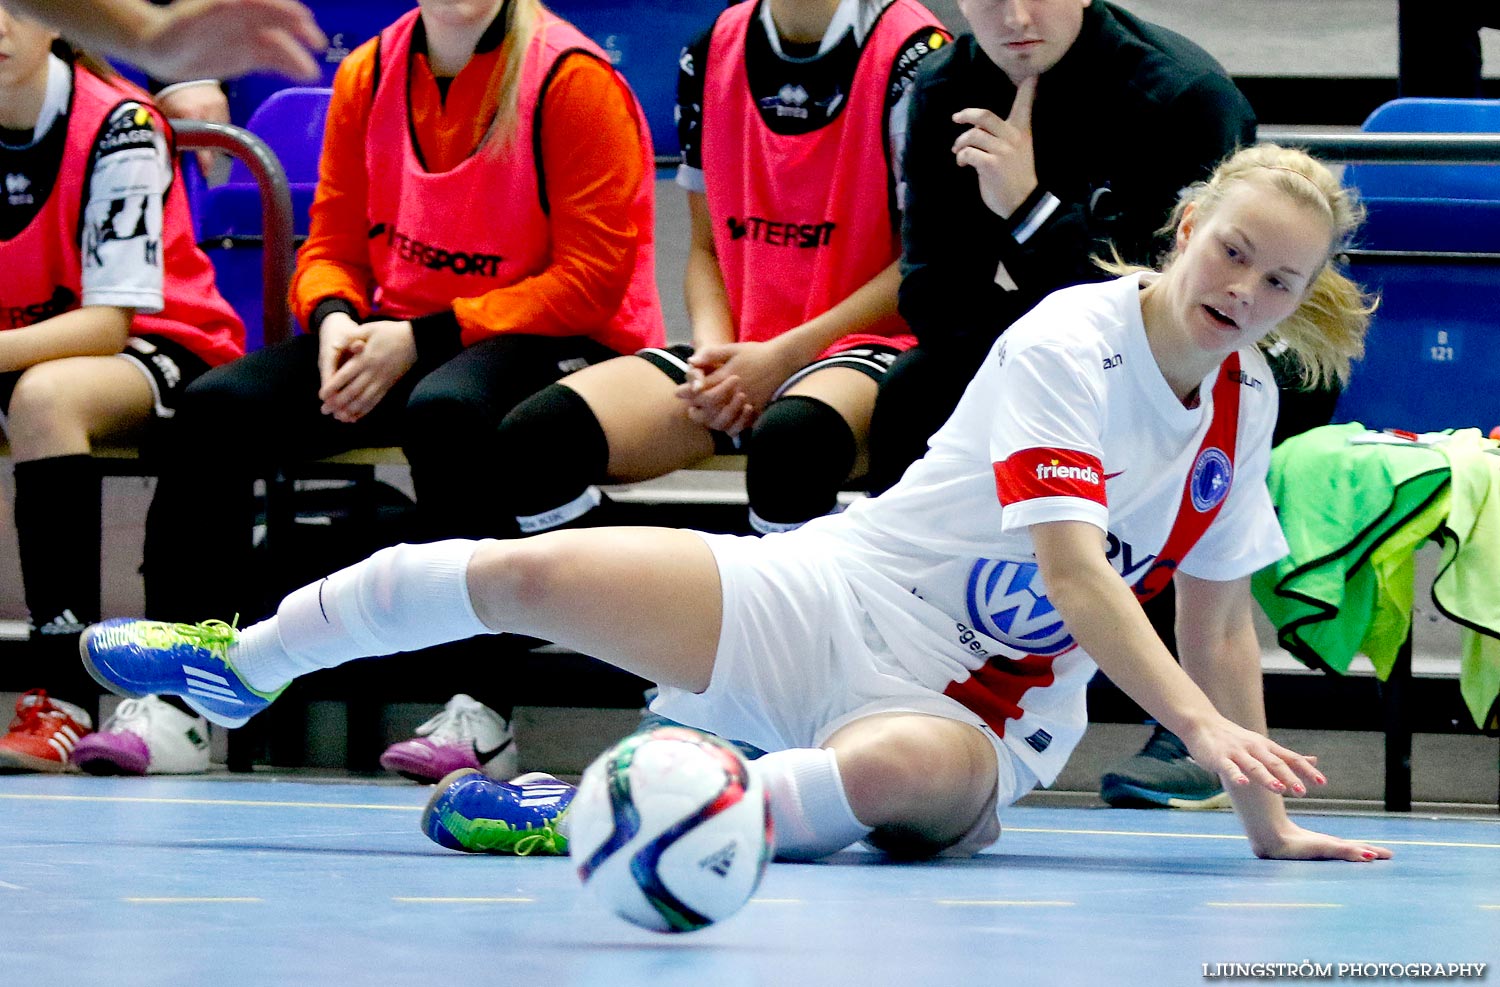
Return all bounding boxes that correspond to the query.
[944,653,1058,738]
[1131,353,1242,604]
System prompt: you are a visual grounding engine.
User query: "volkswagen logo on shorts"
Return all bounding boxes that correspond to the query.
[1190,447,1232,512]
[965,559,1075,656]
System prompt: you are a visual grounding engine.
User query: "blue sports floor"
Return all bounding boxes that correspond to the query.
[1,775,1496,987]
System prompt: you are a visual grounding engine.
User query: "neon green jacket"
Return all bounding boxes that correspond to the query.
[1252,424,1500,732]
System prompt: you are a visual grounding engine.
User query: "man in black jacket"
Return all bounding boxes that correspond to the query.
[872,0,1257,492]
[870,0,1278,811]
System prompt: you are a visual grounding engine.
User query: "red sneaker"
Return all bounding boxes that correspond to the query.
[0,690,94,773]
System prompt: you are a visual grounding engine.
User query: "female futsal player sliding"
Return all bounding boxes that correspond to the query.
[82,144,1392,865]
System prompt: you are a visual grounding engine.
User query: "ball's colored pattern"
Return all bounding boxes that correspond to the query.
[572,726,772,933]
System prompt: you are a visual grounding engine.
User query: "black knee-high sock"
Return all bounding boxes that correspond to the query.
[745,395,856,531]
[495,383,620,532]
[13,454,103,705]
[15,454,101,631]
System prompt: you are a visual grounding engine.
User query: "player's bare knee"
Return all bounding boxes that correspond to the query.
[469,535,578,622]
[835,719,993,824]
[5,367,74,450]
[835,729,942,818]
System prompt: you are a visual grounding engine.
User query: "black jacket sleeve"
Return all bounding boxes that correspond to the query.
[897,49,1029,362]
[995,71,1256,309]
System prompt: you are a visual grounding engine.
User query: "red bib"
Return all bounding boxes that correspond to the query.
[701,0,937,353]
[0,65,244,365]
[366,9,665,354]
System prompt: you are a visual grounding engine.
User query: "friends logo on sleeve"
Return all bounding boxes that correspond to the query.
[993,447,1107,508]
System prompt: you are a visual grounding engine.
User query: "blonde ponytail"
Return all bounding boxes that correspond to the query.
[1101,143,1376,389]
[485,0,540,150]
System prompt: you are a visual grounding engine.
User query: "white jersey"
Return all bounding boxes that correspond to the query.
[798,273,1289,782]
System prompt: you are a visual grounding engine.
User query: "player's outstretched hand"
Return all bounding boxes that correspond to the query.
[135,0,327,82]
[1180,715,1325,798]
[1179,718,1395,862]
[1250,824,1393,863]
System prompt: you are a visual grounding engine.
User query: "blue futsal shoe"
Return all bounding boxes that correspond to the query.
[80,618,284,729]
[422,769,574,855]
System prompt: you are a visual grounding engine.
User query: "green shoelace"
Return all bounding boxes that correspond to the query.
[438,807,570,856]
[130,617,240,656]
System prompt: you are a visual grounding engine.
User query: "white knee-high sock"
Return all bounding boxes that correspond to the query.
[751,747,873,862]
[229,539,496,692]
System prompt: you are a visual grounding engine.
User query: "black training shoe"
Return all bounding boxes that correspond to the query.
[1099,724,1230,810]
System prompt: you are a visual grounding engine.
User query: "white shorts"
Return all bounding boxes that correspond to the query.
[651,531,1039,854]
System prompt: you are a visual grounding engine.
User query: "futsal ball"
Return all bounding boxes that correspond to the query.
[570,726,773,933]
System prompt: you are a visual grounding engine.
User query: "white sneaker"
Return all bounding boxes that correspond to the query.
[379,694,518,784]
[69,695,211,775]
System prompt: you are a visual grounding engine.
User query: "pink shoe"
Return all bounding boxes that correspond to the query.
[70,696,210,775]
[379,694,518,783]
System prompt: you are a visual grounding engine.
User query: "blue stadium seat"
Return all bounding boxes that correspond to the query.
[1345,98,1500,199]
[1334,98,1500,432]
[1345,99,1500,253]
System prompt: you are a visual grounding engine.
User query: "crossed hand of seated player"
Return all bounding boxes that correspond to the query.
[676,340,800,437]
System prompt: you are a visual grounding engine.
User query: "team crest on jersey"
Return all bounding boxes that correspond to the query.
[965,559,1075,656]
[1190,447,1233,512]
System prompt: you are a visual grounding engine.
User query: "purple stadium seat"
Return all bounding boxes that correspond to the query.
[190,90,330,350]
[232,87,331,185]
[198,87,330,238]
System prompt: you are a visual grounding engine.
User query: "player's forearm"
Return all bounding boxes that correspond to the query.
[1044,555,1221,740]
[0,305,133,373]
[684,242,736,350]
[771,261,902,366]
[10,0,162,59]
[1179,616,1296,847]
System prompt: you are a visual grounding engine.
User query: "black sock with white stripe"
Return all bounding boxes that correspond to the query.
[14,455,104,711]
[14,455,101,638]
[745,396,854,532]
[496,384,615,533]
